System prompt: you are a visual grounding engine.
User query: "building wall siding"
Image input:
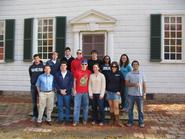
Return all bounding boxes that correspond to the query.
[0,0,185,93]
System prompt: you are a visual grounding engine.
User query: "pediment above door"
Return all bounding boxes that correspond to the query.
[70,9,117,32]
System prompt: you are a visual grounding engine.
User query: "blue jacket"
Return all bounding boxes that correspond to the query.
[55,71,74,95]
[46,59,60,76]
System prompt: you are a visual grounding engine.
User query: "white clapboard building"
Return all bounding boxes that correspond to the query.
[0,0,185,96]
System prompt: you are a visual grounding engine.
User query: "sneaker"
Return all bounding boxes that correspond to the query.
[139,124,145,128]
[73,122,78,126]
[126,123,133,127]
[99,122,104,126]
[83,121,87,125]
[91,121,96,125]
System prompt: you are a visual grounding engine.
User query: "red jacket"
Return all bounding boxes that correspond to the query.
[71,58,83,74]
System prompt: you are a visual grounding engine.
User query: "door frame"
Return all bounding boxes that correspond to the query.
[79,31,107,57]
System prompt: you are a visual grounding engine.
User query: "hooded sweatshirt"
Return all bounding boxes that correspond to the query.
[29,61,44,85]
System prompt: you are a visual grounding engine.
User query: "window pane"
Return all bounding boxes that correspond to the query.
[177,46,181,52]
[165,32,169,38]
[171,24,175,30]
[83,35,92,43]
[177,39,181,45]
[165,46,169,52]
[170,46,175,52]
[171,32,175,38]
[177,25,182,30]
[49,19,53,25]
[165,53,169,59]
[170,39,175,45]
[170,53,175,59]
[0,42,3,47]
[164,24,169,30]
[165,39,169,45]
[177,17,182,23]
[177,54,181,60]
[177,32,181,38]
[0,47,3,53]
[171,17,175,23]
[164,17,169,23]
[48,26,53,32]
[0,54,3,60]
[0,35,3,40]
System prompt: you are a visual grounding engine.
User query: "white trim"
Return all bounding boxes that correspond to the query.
[79,31,107,56]
[161,14,185,63]
[33,17,55,62]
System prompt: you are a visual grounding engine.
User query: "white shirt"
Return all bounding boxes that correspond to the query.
[61,71,67,78]
[52,60,56,64]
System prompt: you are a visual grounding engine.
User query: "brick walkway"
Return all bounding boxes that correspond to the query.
[0,95,185,139]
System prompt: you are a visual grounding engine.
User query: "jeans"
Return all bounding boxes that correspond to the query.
[31,85,38,118]
[122,87,128,109]
[73,93,89,123]
[128,95,144,125]
[57,93,72,122]
[92,94,105,123]
[37,91,54,123]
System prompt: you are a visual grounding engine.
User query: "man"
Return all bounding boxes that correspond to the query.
[88,50,102,72]
[29,54,44,121]
[60,47,75,72]
[55,61,74,124]
[36,65,55,126]
[73,59,91,126]
[125,60,146,128]
[46,51,60,76]
[71,49,83,74]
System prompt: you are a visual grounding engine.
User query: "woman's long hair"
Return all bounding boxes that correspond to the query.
[119,54,130,68]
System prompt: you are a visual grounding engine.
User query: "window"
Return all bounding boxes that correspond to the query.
[163,16,183,60]
[82,33,105,59]
[0,21,5,61]
[37,18,54,60]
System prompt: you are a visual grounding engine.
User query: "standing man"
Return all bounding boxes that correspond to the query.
[88,50,102,73]
[125,60,146,128]
[46,51,60,76]
[36,65,55,126]
[71,49,84,75]
[73,59,91,126]
[29,54,44,121]
[55,61,74,124]
[60,47,75,72]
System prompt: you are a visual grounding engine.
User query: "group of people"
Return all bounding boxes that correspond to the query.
[29,47,146,128]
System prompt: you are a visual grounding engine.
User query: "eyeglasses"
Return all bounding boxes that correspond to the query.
[77,53,82,55]
[82,64,87,65]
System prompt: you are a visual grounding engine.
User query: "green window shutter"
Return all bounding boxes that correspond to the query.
[150,14,161,62]
[5,19,15,62]
[56,16,66,59]
[23,18,33,62]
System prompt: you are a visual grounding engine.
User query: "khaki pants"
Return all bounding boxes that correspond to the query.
[37,91,54,123]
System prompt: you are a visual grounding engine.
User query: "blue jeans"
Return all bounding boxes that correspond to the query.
[57,93,72,122]
[73,93,89,123]
[31,85,38,118]
[122,87,128,109]
[128,95,144,125]
[92,94,105,123]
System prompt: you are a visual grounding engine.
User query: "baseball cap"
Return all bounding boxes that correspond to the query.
[81,59,88,65]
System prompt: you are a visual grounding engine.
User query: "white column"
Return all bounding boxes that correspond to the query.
[73,32,80,55]
[107,31,114,60]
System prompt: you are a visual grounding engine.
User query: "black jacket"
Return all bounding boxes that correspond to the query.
[88,59,103,72]
[60,56,75,72]
[29,61,44,85]
[106,71,125,92]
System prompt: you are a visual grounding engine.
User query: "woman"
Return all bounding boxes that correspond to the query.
[89,64,106,126]
[106,61,125,127]
[119,54,132,111]
[101,55,111,110]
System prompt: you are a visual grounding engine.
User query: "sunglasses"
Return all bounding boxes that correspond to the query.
[112,66,117,68]
[82,64,87,65]
[77,53,82,55]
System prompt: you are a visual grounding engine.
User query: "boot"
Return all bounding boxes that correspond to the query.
[109,113,115,125]
[115,114,123,127]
